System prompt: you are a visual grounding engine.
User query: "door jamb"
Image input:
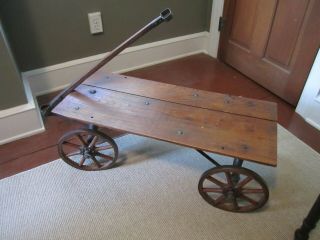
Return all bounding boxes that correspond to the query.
[207,0,225,58]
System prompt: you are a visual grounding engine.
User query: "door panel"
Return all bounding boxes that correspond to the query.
[219,0,320,106]
[230,0,258,49]
[265,0,309,67]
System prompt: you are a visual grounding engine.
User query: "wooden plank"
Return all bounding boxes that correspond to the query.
[52,84,277,166]
[83,72,277,121]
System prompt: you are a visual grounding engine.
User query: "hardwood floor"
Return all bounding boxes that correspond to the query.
[0,54,319,179]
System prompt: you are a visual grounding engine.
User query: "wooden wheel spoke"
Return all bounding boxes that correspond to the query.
[67,151,81,157]
[95,145,113,151]
[90,156,102,168]
[89,136,99,148]
[236,176,253,188]
[241,188,265,194]
[95,152,113,161]
[202,187,223,193]
[79,156,86,167]
[63,141,82,149]
[239,193,259,206]
[231,195,239,210]
[76,134,88,146]
[206,176,226,188]
[225,172,233,187]
[214,195,226,205]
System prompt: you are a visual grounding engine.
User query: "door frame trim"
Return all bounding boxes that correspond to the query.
[207,0,225,58]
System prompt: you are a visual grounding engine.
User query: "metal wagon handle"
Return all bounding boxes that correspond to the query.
[42,8,173,117]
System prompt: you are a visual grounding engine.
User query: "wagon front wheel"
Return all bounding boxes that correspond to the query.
[58,128,118,171]
[198,166,269,212]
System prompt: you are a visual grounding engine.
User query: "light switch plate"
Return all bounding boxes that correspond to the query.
[88,12,103,34]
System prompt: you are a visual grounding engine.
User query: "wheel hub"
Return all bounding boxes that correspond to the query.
[81,147,95,157]
[223,187,240,198]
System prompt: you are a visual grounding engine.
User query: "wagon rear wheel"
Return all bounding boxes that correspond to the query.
[198,166,269,212]
[58,128,118,171]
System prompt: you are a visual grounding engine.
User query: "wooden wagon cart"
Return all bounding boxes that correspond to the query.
[43,9,277,213]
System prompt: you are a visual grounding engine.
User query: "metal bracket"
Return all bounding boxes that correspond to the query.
[233,158,244,167]
[196,150,221,167]
[197,150,245,170]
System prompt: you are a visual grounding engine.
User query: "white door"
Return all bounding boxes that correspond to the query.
[296,49,320,130]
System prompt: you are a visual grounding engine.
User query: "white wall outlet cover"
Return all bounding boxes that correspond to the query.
[88,12,103,34]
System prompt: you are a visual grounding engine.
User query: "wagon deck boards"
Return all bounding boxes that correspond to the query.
[52,72,277,167]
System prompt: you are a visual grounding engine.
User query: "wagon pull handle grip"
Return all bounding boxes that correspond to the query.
[160,8,173,21]
[42,8,173,117]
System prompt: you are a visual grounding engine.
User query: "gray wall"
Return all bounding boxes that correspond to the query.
[0,21,27,110]
[0,0,212,71]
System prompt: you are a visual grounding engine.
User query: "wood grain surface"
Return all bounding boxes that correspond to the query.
[53,74,277,166]
[84,72,277,121]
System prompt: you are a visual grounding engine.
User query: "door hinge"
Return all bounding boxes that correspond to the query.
[218,17,225,32]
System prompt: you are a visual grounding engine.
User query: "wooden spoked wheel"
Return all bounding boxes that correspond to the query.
[198,166,269,212]
[58,128,118,171]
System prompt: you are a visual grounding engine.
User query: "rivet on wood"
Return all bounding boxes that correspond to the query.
[193,93,199,97]
[242,145,249,151]
[89,89,97,94]
[74,106,80,110]
[177,130,184,135]
[224,95,232,104]
[247,101,255,107]
[145,101,150,105]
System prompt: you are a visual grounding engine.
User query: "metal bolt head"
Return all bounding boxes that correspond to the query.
[74,106,80,110]
[177,130,184,135]
[89,89,97,94]
[145,101,150,105]
[192,93,199,97]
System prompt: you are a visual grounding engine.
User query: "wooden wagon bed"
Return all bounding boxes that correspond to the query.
[52,71,277,167]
